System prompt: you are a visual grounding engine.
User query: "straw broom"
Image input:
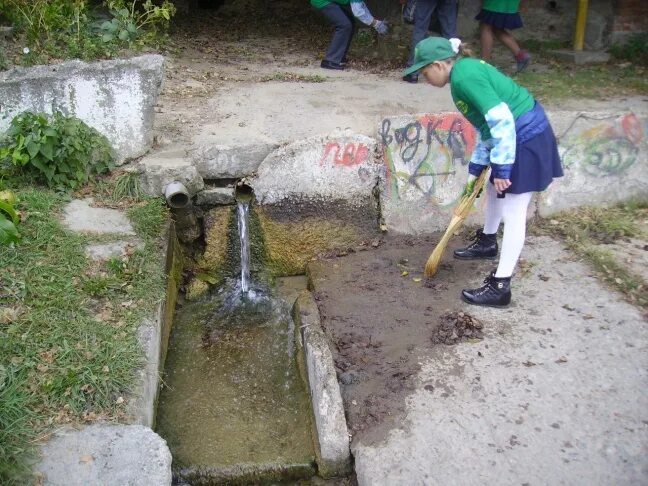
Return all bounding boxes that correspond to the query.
[424,168,491,278]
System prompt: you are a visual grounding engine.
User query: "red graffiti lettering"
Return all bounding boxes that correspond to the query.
[417,113,477,155]
[320,142,369,167]
[621,113,643,145]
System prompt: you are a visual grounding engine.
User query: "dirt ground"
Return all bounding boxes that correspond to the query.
[307,232,499,445]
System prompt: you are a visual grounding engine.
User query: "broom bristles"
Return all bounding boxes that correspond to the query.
[424,169,491,278]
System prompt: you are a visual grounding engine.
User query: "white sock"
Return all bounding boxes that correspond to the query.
[495,191,534,278]
[483,183,502,235]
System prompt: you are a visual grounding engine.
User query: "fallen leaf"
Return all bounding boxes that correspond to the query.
[413,277,422,282]
[79,455,94,464]
[555,356,568,363]
[401,271,409,277]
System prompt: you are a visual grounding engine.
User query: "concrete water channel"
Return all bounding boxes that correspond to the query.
[154,195,346,484]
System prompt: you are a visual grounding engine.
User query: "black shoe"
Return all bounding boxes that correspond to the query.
[453,229,498,260]
[402,73,418,83]
[462,273,511,308]
[321,60,345,70]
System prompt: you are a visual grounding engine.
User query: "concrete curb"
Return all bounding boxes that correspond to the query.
[293,291,352,478]
[128,222,182,427]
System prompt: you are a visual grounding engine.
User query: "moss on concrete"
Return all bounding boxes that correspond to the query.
[185,278,209,301]
[256,207,361,276]
[199,206,235,284]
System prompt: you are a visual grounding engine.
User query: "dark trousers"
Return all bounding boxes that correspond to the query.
[407,0,458,66]
[319,3,355,64]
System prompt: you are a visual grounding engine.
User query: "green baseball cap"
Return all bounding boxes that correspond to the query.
[403,37,457,76]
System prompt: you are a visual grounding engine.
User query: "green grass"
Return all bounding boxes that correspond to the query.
[0,186,168,484]
[260,71,326,83]
[517,63,648,103]
[536,202,648,309]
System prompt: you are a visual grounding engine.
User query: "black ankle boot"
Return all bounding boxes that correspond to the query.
[453,229,498,260]
[462,273,511,308]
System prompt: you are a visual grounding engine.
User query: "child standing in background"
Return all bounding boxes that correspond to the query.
[403,37,562,307]
[476,0,530,72]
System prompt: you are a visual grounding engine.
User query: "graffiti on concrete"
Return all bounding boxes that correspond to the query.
[380,113,476,205]
[560,113,644,176]
[319,141,370,167]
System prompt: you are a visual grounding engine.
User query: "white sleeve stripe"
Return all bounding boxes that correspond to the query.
[484,102,516,166]
[351,2,374,25]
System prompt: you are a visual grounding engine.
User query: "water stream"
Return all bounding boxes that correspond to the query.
[237,201,251,294]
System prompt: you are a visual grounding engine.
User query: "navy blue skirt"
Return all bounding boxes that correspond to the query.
[493,123,563,194]
[475,10,523,30]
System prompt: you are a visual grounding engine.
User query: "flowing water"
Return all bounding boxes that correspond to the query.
[237,201,251,294]
[156,201,316,483]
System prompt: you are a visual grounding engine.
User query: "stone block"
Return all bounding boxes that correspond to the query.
[139,147,204,196]
[195,187,236,206]
[0,55,164,163]
[540,111,648,216]
[63,199,135,235]
[191,142,278,178]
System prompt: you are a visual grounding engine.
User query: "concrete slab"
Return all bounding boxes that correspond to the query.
[294,292,352,478]
[35,424,172,486]
[550,49,611,64]
[63,199,134,235]
[352,236,648,485]
[189,76,455,148]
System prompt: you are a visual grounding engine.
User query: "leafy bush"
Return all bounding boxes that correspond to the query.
[0,190,20,245]
[101,1,176,46]
[0,0,88,48]
[0,0,176,63]
[0,112,114,190]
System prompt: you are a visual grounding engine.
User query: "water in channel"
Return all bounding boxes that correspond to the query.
[156,200,315,483]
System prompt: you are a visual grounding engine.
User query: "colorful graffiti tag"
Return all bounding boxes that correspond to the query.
[560,113,644,176]
[319,141,370,167]
[380,113,476,205]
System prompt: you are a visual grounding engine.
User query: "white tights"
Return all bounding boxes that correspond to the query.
[482,183,533,278]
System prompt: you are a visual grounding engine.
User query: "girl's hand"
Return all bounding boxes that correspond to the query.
[494,178,511,194]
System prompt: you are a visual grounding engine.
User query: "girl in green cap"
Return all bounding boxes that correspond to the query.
[404,36,563,307]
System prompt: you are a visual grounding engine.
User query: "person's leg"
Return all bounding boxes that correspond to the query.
[319,4,353,65]
[436,0,458,38]
[461,191,533,307]
[493,26,530,71]
[483,182,503,234]
[341,6,356,63]
[454,183,500,260]
[492,27,520,55]
[495,192,533,277]
[479,22,494,60]
[408,0,436,66]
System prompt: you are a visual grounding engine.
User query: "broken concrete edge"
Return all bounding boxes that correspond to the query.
[35,424,172,486]
[292,291,352,479]
[128,221,182,428]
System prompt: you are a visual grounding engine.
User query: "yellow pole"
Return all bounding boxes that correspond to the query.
[574,0,589,51]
